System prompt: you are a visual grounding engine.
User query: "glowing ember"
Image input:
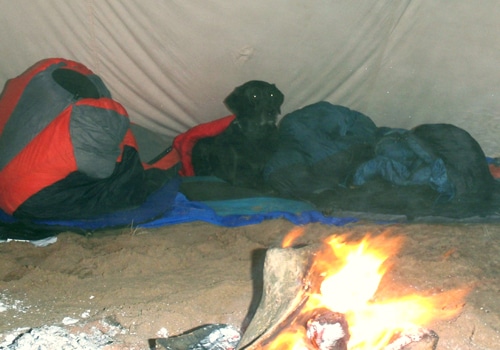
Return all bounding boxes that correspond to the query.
[261,232,469,349]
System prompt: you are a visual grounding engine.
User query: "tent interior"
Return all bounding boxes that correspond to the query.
[2,1,500,156]
[1,1,500,349]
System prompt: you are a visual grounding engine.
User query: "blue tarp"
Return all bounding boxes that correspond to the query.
[139,193,356,228]
[0,177,357,239]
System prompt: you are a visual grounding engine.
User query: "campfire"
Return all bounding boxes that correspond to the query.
[153,229,469,350]
[237,229,469,350]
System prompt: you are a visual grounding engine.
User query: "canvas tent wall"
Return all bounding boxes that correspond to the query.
[1,0,499,157]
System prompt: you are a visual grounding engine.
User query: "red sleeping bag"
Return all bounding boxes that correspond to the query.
[0,58,179,220]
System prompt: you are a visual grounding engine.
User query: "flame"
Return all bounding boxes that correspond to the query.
[265,330,310,350]
[282,226,306,248]
[263,231,469,349]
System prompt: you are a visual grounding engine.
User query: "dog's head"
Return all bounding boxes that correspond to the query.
[224,80,284,132]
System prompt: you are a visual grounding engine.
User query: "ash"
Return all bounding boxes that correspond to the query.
[1,325,114,350]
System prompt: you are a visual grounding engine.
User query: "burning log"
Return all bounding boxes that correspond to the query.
[237,239,450,350]
[303,310,438,350]
[385,328,439,350]
[237,245,318,349]
[306,309,350,350]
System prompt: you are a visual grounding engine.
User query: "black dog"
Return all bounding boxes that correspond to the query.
[190,80,284,191]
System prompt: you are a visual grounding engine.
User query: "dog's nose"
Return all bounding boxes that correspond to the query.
[267,107,280,116]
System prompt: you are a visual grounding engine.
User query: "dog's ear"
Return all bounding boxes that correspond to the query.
[270,84,285,113]
[223,84,247,115]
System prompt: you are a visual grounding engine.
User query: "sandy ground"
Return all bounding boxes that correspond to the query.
[0,219,499,349]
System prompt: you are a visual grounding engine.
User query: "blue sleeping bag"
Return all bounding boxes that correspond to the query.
[352,128,454,199]
[264,102,378,197]
[264,101,457,200]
